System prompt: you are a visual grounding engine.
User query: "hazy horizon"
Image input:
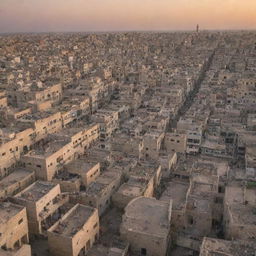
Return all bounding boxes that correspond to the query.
[1,0,256,33]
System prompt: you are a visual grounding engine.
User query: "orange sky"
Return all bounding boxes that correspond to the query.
[0,0,256,32]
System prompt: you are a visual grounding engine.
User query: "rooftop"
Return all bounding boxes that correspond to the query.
[15,181,57,202]
[160,181,189,211]
[122,197,171,237]
[86,171,121,195]
[50,204,96,237]
[65,160,100,175]
[25,139,69,158]
[0,169,34,191]
[200,237,256,256]
[0,202,25,224]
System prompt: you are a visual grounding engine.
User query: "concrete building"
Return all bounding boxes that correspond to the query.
[143,131,165,160]
[0,245,31,256]
[0,169,35,199]
[224,184,256,241]
[21,124,99,181]
[70,170,122,216]
[48,204,99,256]
[11,181,68,236]
[164,133,187,153]
[65,160,100,188]
[0,202,29,250]
[87,238,129,256]
[120,197,172,256]
[160,181,190,231]
[200,237,256,256]
[0,127,35,177]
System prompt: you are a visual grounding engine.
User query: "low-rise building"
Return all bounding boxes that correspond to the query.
[160,181,190,231]
[143,131,165,160]
[88,238,129,256]
[164,133,187,153]
[70,170,122,216]
[21,124,99,181]
[0,169,35,199]
[48,204,99,256]
[120,197,172,256]
[11,181,68,235]
[0,244,31,256]
[224,184,256,241]
[200,237,256,256]
[0,202,29,250]
[65,160,100,188]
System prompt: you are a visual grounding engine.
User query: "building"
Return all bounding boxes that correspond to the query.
[224,184,256,241]
[0,202,29,250]
[200,237,256,256]
[0,245,31,256]
[0,169,35,199]
[11,181,68,236]
[160,181,190,231]
[48,204,99,256]
[143,131,165,160]
[21,124,99,181]
[65,160,100,188]
[70,170,122,216]
[120,197,172,256]
[164,133,187,153]
[87,238,129,256]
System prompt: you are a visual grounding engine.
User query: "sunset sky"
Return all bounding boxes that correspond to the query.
[0,0,256,33]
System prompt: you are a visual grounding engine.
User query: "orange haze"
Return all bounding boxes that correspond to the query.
[0,0,256,32]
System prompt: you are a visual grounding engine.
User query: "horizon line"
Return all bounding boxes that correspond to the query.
[1,28,256,35]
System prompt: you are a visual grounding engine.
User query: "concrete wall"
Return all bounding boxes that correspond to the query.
[0,207,29,250]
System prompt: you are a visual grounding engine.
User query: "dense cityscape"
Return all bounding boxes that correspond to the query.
[0,31,256,256]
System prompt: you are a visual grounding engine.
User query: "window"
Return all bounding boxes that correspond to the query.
[93,223,98,229]
[86,240,90,250]
[18,218,23,225]
[188,215,194,225]
[36,165,41,168]
[141,248,147,255]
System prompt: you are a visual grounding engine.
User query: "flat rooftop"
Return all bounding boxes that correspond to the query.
[50,204,95,237]
[160,181,189,211]
[0,169,33,190]
[86,171,120,195]
[200,237,256,256]
[96,171,121,186]
[53,123,98,138]
[0,202,24,224]
[16,181,56,202]
[229,204,256,226]
[19,111,59,121]
[65,159,99,175]
[115,182,144,198]
[122,197,171,237]
[130,162,158,177]
[25,139,68,158]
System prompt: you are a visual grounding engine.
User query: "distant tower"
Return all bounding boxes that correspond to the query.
[196,24,199,33]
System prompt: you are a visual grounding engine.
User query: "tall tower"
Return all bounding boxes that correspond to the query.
[196,24,199,33]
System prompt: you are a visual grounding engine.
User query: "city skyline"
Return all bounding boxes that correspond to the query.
[1,0,256,33]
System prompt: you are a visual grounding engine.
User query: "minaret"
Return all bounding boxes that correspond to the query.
[196,24,199,33]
